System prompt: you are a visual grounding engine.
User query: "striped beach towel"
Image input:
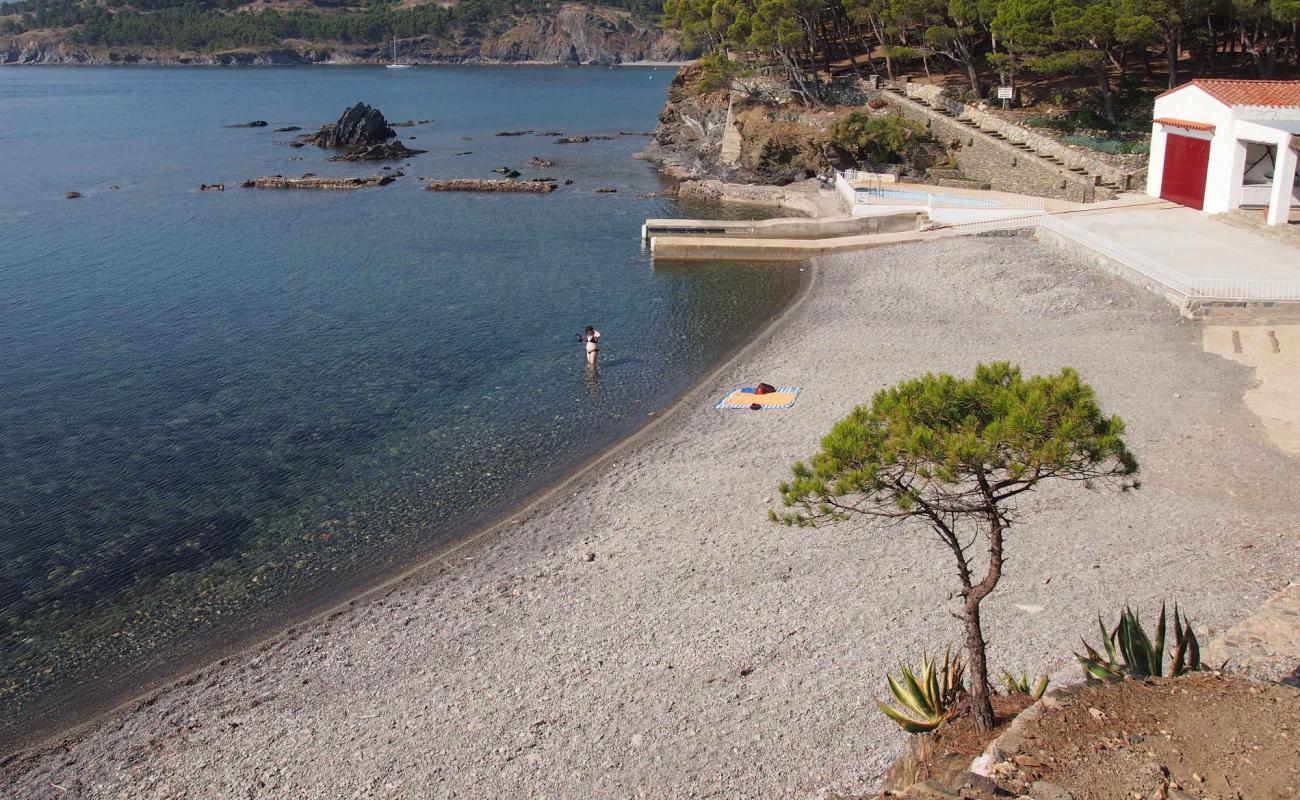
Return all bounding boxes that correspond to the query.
[716,386,801,410]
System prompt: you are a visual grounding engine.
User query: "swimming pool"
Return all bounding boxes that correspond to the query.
[855,188,998,207]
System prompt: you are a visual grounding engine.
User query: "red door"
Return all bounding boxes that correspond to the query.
[1160,133,1211,209]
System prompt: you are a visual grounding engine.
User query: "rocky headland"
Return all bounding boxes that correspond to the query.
[1,6,688,66]
[641,64,850,187]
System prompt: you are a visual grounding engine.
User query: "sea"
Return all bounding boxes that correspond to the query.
[0,64,801,745]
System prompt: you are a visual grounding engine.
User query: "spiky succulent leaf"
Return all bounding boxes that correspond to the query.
[887,673,928,716]
[1031,674,1050,699]
[1152,603,1168,677]
[876,700,941,733]
[1119,607,1158,677]
[1186,622,1200,671]
[901,664,933,715]
[1099,615,1118,664]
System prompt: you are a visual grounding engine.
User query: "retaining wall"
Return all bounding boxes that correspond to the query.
[902,83,1143,190]
[878,89,1103,203]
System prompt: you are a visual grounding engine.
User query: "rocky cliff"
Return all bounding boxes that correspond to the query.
[642,65,847,186]
[1,6,686,66]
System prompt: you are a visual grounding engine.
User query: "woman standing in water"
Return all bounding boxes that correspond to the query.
[579,325,601,367]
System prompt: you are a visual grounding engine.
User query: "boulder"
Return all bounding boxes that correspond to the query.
[528,157,556,168]
[229,120,268,128]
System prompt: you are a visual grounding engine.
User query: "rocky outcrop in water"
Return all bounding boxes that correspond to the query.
[307,103,394,148]
[306,104,426,161]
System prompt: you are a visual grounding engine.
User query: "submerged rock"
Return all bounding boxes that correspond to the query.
[528,157,556,168]
[243,173,397,189]
[327,141,426,162]
[275,126,301,132]
[230,120,268,128]
[425,179,556,193]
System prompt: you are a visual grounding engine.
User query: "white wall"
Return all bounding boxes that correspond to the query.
[1147,86,1234,205]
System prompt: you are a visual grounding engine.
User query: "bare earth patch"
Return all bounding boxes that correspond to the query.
[990,673,1300,800]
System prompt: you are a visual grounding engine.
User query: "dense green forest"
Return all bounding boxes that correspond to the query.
[0,0,664,50]
[665,0,1299,118]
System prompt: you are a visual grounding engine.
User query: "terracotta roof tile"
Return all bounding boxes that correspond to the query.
[1158,79,1300,107]
[1154,117,1216,132]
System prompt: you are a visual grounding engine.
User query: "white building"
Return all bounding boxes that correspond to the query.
[1146,79,1300,225]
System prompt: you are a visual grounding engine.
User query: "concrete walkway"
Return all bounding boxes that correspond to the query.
[1061,202,1300,283]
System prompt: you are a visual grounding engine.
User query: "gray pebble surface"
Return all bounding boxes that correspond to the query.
[4,234,1297,799]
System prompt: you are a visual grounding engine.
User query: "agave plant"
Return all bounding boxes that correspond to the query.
[1000,670,1049,699]
[877,649,966,733]
[1076,603,1202,680]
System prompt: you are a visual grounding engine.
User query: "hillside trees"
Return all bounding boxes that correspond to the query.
[925,0,997,94]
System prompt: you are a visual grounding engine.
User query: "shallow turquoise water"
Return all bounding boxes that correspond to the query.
[0,65,800,737]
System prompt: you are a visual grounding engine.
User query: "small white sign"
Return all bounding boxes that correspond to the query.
[997,86,1014,100]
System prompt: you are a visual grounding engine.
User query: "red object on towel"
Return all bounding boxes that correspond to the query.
[756,383,776,395]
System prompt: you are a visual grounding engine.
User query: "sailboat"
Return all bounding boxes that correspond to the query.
[386,37,413,70]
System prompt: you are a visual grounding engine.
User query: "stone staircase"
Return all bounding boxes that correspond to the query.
[881,84,1129,197]
[719,95,743,167]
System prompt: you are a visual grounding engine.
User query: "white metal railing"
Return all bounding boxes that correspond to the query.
[856,188,1046,211]
[1185,278,1300,301]
[925,211,1047,235]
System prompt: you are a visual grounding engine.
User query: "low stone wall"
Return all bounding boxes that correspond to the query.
[877,90,1103,203]
[902,83,1142,191]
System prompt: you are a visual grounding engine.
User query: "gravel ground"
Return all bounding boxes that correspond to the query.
[5,233,1298,799]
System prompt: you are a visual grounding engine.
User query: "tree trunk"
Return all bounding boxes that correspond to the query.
[966,59,981,98]
[963,599,996,730]
[1166,31,1179,88]
[1098,68,1115,122]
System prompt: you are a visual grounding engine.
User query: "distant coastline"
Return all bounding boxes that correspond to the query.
[2,4,692,66]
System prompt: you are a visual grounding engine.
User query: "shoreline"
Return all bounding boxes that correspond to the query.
[0,259,816,763]
[4,234,1297,796]
[0,58,693,69]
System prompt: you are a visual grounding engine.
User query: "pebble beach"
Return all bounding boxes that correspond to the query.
[5,233,1298,799]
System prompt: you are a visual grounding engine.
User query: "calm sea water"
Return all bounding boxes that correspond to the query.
[0,65,800,740]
